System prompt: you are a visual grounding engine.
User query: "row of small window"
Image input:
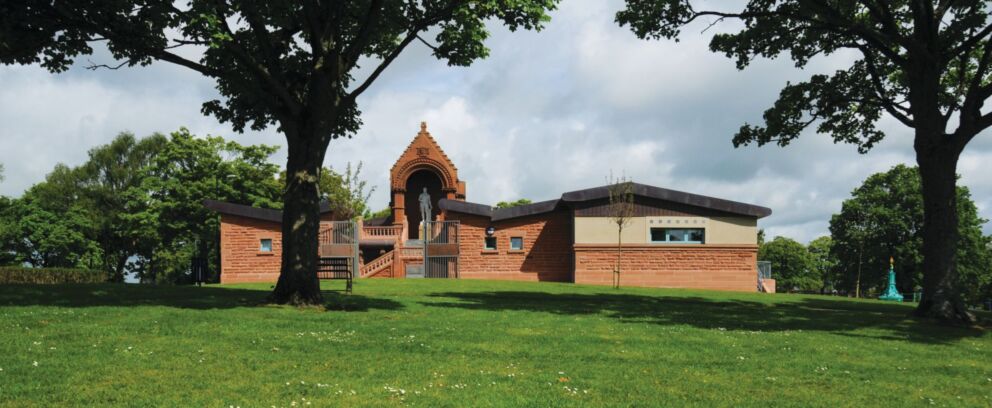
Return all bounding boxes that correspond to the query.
[484,236,524,251]
[651,228,704,244]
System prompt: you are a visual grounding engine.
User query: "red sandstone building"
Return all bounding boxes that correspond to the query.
[206,123,775,292]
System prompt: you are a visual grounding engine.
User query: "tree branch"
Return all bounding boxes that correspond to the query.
[342,0,384,69]
[858,46,916,127]
[346,31,419,101]
[209,2,303,117]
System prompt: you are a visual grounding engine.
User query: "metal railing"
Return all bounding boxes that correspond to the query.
[757,261,772,292]
[424,220,460,278]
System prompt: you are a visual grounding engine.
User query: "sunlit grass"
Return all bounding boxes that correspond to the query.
[0,279,989,407]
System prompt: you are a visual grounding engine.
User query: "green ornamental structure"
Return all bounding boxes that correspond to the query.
[879,257,903,302]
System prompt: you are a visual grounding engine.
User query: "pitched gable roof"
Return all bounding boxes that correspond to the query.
[389,122,458,173]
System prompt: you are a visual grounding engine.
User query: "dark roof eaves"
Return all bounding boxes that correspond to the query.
[491,199,561,221]
[203,199,337,223]
[560,183,772,218]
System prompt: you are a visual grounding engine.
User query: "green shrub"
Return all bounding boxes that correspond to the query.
[0,266,107,284]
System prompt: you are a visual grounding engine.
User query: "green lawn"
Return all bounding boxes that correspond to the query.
[0,279,989,407]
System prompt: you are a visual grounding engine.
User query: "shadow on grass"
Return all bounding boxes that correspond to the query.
[423,291,985,344]
[0,283,403,312]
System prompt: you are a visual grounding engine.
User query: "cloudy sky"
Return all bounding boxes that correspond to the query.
[2,0,992,244]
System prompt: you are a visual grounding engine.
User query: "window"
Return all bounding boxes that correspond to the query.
[510,237,524,251]
[259,238,273,252]
[484,236,497,250]
[651,228,704,244]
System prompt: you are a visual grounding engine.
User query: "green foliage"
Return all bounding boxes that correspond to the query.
[495,199,533,209]
[807,236,837,292]
[759,236,819,293]
[0,280,988,405]
[1,1,559,139]
[0,163,4,182]
[0,266,105,284]
[281,162,374,220]
[80,133,167,281]
[366,207,392,220]
[4,187,102,269]
[617,1,992,151]
[127,128,283,283]
[829,165,992,303]
[0,129,283,284]
[1,0,559,302]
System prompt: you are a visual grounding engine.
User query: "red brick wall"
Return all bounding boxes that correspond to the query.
[219,213,340,284]
[447,210,573,282]
[574,244,758,291]
[220,214,282,283]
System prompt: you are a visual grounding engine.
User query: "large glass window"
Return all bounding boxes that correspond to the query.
[650,228,704,244]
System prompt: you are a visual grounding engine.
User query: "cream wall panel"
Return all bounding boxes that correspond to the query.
[575,216,757,245]
[574,217,648,244]
[705,217,757,245]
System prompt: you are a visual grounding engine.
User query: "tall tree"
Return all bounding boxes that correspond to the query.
[829,165,991,305]
[759,236,818,293]
[129,129,283,283]
[279,162,375,220]
[80,133,167,281]
[619,0,992,323]
[807,236,837,294]
[2,0,559,305]
[3,164,102,268]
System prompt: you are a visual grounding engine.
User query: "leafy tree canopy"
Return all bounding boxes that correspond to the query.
[366,207,392,220]
[0,129,287,283]
[617,0,992,323]
[495,199,533,209]
[759,236,819,293]
[1,0,560,304]
[807,236,837,293]
[279,162,374,220]
[829,164,991,304]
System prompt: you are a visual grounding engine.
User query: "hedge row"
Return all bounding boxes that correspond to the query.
[0,266,107,284]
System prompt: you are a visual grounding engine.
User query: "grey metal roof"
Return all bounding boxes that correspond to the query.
[561,183,772,218]
[437,198,563,221]
[439,182,772,220]
[203,199,337,223]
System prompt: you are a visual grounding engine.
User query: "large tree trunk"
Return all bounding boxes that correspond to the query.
[269,132,328,306]
[913,135,974,324]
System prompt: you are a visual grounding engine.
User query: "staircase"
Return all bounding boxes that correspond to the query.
[360,249,395,278]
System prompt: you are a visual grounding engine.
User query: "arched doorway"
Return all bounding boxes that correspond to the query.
[404,169,443,239]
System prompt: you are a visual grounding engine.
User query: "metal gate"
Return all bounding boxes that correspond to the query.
[318,221,360,281]
[423,220,459,278]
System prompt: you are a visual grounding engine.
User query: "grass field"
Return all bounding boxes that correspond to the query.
[0,279,989,407]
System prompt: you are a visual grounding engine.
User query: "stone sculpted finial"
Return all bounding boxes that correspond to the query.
[420,121,427,133]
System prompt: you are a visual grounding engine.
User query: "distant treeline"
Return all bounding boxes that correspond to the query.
[761,165,992,306]
[0,129,372,284]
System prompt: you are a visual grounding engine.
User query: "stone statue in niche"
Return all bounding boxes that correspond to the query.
[418,187,432,223]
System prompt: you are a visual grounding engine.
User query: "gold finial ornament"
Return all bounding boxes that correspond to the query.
[420,121,427,132]
[890,256,894,267]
